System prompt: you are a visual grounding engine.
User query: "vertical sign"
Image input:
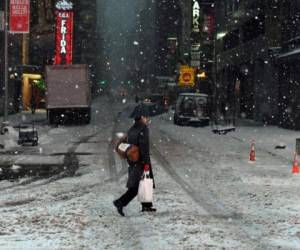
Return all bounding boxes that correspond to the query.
[191,0,201,68]
[203,14,215,36]
[192,0,200,33]
[9,0,30,33]
[54,0,74,65]
[167,37,178,54]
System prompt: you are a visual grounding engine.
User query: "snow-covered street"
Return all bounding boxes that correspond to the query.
[0,94,299,249]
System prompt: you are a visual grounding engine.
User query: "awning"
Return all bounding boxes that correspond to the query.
[277,48,300,59]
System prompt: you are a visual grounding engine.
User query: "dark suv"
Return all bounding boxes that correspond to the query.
[174,93,210,126]
[143,93,169,115]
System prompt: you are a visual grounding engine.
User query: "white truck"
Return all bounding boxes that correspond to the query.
[45,64,91,124]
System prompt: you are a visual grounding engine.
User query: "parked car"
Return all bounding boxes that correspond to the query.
[143,93,169,116]
[173,93,211,126]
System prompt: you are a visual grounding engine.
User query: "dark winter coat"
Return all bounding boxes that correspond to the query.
[126,121,155,188]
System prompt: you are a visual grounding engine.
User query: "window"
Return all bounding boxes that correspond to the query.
[223,29,239,51]
[242,14,265,43]
[282,0,300,44]
[226,0,240,16]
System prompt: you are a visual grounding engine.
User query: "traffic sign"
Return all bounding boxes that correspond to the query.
[178,65,196,87]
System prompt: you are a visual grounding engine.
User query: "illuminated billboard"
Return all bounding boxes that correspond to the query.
[54,0,74,65]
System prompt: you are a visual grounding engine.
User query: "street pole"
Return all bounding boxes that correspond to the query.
[4,0,9,123]
[213,37,218,126]
[22,34,29,65]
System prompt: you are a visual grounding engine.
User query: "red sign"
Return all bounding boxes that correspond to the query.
[183,73,192,82]
[9,0,30,33]
[54,1,74,65]
[203,14,215,35]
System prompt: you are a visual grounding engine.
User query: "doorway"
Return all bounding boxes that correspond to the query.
[22,73,44,112]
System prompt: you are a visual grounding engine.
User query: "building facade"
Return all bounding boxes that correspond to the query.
[154,0,193,77]
[215,0,282,125]
[194,0,215,95]
[276,0,300,130]
[29,0,98,77]
[0,0,98,113]
[154,0,182,77]
[0,1,23,114]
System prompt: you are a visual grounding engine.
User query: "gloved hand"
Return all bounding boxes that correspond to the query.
[144,164,150,172]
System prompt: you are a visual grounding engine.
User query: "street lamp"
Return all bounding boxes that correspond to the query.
[216,32,227,40]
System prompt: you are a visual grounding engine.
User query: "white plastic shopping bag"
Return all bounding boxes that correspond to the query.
[138,172,153,203]
[118,143,131,153]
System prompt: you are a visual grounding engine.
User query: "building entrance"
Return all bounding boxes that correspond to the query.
[22,73,45,112]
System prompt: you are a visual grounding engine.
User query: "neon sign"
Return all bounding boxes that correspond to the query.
[54,0,73,65]
[192,0,200,33]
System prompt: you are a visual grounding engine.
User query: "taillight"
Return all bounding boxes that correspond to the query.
[164,99,168,108]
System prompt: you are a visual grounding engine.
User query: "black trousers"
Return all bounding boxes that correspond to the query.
[117,186,152,208]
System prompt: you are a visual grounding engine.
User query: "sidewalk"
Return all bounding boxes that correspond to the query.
[1,110,47,127]
[234,125,300,163]
[0,110,66,178]
[159,109,299,164]
[236,118,264,127]
[0,110,47,146]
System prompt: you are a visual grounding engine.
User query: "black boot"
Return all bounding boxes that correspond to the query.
[146,207,157,212]
[113,200,125,216]
[141,207,157,212]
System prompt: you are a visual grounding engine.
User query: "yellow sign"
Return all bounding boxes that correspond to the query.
[178,65,196,87]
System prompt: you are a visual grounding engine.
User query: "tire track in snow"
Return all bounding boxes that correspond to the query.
[0,132,98,194]
[106,93,137,182]
[103,94,143,249]
[106,93,121,182]
[151,144,233,218]
[107,120,118,181]
[151,130,269,249]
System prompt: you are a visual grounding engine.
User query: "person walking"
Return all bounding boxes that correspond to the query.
[113,105,156,216]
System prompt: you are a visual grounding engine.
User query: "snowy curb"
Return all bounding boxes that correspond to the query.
[0,155,64,166]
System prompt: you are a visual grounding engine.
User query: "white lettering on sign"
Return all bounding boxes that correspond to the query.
[60,19,67,54]
[58,12,70,18]
[11,0,29,4]
[11,1,29,15]
[193,0,200,32]
[56,0,73,11]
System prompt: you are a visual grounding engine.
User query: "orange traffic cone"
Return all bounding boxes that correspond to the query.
[292,153,299,174]
[249,142,256,162]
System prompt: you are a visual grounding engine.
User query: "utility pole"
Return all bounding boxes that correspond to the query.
[22,34,29,65]
[4,0,9,123]
[213,37,218,125]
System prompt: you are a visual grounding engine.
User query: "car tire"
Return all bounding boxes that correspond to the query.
[173,116,177,125]
[173,115,178,125]
[203,119,210,126]
[174,115,182,126]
